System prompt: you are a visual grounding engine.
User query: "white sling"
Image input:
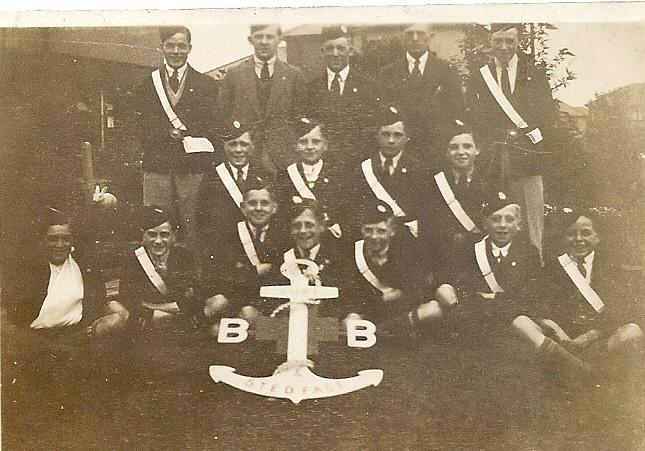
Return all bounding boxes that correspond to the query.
[237,221,261,268]
[287,163,316,200]
[354,240,390,293]
[434,171,478,232]
[215,162,243,208]
[474,237,504,294]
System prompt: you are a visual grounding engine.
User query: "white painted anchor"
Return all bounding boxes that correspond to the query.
[209,258,384,404]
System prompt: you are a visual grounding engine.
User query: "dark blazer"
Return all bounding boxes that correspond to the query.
[203,220,289,310]
[378,54,465,165]
[347,152,427,239]
[345,233,432,323]
[218,58,306,172]
[418,168,490,270]
[450,237,542,324]
[304,67,379,166]
[3,251,106,332]
[538,249,640,337]
[118,245,202,326]
[133,64,220,175]
[466,56,558,177]
[196,162,273,243]
[276,160,346,230]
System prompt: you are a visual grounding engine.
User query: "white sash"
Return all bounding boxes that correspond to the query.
[237,221,261,268]
[354,240,390,293]
[287,163,316,200]
[135,246,169,296]
[361,159,418,237]
[215,162,243,208]
[151,69,187,131]
[284,248,297,265]
[434,172,478,232]
[31,255,84,329]
[474,237,504,294]
[479,65,543,144]
[361,159,405,217]
[557,253,605,313]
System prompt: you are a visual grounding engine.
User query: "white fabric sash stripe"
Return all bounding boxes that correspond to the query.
[354,240,390,293]
[237,221,261,267]
[135,246,169,295]
[216,162,243,208]
[474,237,504,294]
[287,163,316,200]
[151,69,187,131]
[557,253,605,313]
[434,171,478,232]
[360,159,405,217]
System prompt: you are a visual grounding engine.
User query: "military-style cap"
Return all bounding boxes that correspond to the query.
[40,206,71,230]
[446,119,474,140]
[218,119,254,143]
[292,116,323,139]
[481,191,520,218]
[550,206,596,231]
[356,202,394,225]
[489,23,522,34]
[377,104,405,127]
[320,25,348,42]
[136,206,175,231]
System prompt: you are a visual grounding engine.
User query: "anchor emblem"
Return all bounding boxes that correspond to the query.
[209,259,384,404]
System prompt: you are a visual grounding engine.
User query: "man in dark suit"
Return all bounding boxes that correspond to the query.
[348,104,425,241]
[304,25,378,167]
[512,208,644,387]
[218,24,306,174]
[132,26,219,257]
[378,23,464,167]
[197,120,273,250]
[466,23,559,261]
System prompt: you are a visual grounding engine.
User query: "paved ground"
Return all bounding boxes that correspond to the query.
[2,324,644,451]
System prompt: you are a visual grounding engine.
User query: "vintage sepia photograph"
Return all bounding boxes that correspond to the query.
[1,2,644,449]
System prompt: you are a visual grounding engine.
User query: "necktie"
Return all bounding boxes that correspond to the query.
[169,69,180,93]
[576,258,587,278]
[383,156,394,176]
[330,72,342,102]
[500,62,512,98]
[260,62,270,81]
[411,58,422,79]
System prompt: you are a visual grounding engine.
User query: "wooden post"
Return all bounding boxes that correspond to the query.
[81,141,94,206]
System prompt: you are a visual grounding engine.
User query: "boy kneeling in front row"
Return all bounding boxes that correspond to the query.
[512,208,643,387]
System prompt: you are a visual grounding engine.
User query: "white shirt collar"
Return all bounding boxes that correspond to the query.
[452,168,474,184]
[253,54,277,78]
[406,51,429,75]
[569,250,595,282]
[164,62,188,81]
[494,53,518,93]
[228,163,249,180]
[302,160,324,181]
[248,222,269,241]
[326,65,350,91]
[491,241,511,258]
[379,151,403,169]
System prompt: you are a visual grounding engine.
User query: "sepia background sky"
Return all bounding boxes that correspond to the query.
[4,1,645,106]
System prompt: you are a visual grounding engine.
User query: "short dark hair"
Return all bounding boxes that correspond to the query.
[287,200,326,225]
[159,26,192,44]
[242,181,276,202]
[250,24,282,36]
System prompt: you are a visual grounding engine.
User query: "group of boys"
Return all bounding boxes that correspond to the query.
[3,22,643,391]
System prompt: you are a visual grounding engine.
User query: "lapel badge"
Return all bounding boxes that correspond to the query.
[236,261,246,269]
[352,87,358,93]
[401,167,407,174]
[189,88,194,92]
[511,261,517,266]
[527,76,532,81]
[323,177,329,183]
[435,85,442,93]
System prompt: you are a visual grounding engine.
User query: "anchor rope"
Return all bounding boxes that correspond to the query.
[270,299,321,318]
